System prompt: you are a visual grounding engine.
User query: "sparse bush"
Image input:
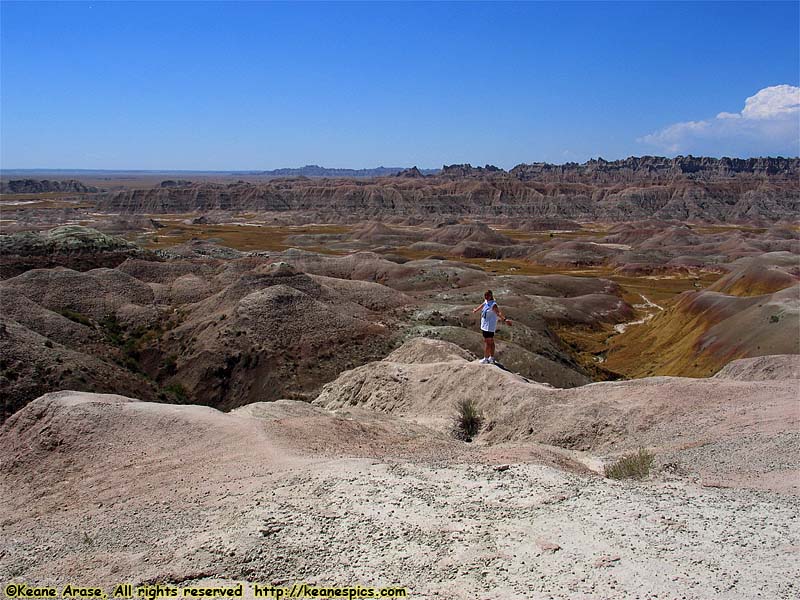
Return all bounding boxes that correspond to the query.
[453,398,483,441]
[163,354,178,375]
[100,314,124,345]
[58,308,92,327]
[604,448,655,480]
[164,382,188,403]
[123,356,141,373]
[769,314,780,323]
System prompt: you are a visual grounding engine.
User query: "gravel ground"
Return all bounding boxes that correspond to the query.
[1,389,798,599]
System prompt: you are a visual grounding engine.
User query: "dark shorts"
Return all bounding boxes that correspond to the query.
[482,330,495,338]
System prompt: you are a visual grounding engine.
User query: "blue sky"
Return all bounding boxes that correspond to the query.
[1,1,798,170]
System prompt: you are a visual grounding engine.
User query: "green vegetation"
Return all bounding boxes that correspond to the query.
[57,308,93,327]
[138,221,350,253]
[0,358,19,381]
[163,382,189,404]
[55,310,168,381]
[604,448,655,480]
[454,398,483,440]
[163,354,178,376]
[99,314,124,345]
[99,317,170,376]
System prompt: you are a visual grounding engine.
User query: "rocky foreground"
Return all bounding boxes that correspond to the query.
[1,344,798,599]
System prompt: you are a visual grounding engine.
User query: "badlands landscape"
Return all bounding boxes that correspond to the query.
[1,157,799,599]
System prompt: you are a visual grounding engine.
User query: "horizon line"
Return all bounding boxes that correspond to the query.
[2,154,799,174]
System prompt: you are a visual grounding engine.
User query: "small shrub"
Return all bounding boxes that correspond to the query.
[769,314,780,323]
[123,356,141,373]
[58,309,92,327]
[604,448,655,480]
[163,354,178,375]
[100,315,125,346]
[453,398,483,440]
[164,382,188,404]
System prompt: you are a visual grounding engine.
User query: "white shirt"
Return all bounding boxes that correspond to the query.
[480,300,499,332]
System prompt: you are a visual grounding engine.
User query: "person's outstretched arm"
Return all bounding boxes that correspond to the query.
[492,303,511,324]
[472,301,486,314]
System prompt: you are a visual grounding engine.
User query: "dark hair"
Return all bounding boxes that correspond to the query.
[484,290,493,300]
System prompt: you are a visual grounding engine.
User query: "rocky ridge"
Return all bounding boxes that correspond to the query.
[0,226,148,278]
[0,179,101,194]
[509,155,800,182]
[92,156,800,223]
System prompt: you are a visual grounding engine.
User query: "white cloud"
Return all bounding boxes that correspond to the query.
[640,85,800,156]
[741,85,800,119]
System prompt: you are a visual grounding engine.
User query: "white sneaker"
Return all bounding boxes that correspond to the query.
[479,358,490,364]
[487,357,496,364]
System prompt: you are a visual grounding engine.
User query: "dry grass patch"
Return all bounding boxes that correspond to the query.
[137,222,351,252]
[604,448,655,480]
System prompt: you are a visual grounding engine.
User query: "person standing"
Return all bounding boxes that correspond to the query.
[471,290,511,364]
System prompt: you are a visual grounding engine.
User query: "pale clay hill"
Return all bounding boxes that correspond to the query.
[1,345,798,599]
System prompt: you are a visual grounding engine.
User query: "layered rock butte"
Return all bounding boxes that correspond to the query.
[89,156,800,223]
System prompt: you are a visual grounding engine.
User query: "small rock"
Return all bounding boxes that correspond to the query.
[594,554,621,568]
[536,539,561,553]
